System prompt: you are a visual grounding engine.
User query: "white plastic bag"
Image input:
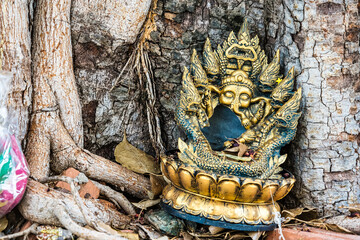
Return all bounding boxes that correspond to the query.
[0,71,29,217]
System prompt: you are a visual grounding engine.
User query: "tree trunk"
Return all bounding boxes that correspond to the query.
[1,0,357,235]
[0,0,32,143]
[290,0,360,216]
[0,0,153,238]
[146,0,359,216]
[25,0,152,199]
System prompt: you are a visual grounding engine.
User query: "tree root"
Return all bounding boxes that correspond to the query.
[54,205,128,240]
[92,180,136,215]
[27,111,153,199]
[0,223,38,240]
[15,176,137,239]
[19,179,131,229]
[40,175,112,233]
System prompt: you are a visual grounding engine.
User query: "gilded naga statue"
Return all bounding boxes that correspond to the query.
[161,19,301,231]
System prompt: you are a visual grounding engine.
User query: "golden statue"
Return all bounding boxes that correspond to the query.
[161,19,301,231]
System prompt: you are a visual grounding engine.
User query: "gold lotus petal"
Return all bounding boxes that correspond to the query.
[223,202,244,222]
[237,183,261,202]
[272,177,295,201]
[242,178,263,188]
[258,205,273,222]
[167,164,181,187]
[179,167,196,192]
[161,186,285,224]
[256,184,279,202]
[205,200,224,220]
[185,195,205,215]
[173,188,189,209]
[196,173,217,196]
[272,184,290,201]
[273,202,281,212]
[243,205,261,224]
[162,184,171,196]
[217,177,240,201]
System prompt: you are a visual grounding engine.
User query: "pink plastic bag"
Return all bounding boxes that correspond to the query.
[0,71,29,217]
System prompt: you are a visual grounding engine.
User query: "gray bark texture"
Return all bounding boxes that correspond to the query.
[0,0,358,219]
[71,0,359,215]
[71,0,154,156]
[25,0,152,199]
[0,0,32,143]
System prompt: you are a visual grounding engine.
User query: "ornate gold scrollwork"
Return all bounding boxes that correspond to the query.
[162,18,302,227]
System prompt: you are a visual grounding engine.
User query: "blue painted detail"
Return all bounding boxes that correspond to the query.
[201,105,246,150]
[161,203,277,232]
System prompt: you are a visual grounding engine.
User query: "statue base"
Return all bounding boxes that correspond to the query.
[162,184,280,231]
[161,203,277,231]
[160,157,295,232]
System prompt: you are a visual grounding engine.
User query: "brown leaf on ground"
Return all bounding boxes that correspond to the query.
[149,174,166,198]
[325,215,359,234]
[282,207,317,223]
[325,223,354,234]
[282,207,354,234]
[115,133,160,174]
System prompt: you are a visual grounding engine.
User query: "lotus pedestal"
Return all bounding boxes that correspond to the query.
[161,157,295,231]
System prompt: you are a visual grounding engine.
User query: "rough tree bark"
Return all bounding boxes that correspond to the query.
[0,0,32,143]
[0,0,157,235]
[19,179,131,228]
[71,0,158,159]
[0,0,154,235]
[1,0,357,237]
[146,0,359,216]
[25,0,151,198]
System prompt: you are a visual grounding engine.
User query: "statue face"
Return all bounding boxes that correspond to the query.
[219,85,252,115]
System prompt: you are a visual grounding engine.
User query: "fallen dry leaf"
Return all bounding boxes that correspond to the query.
[325,223,353,234]
[282,207,317,223]
[133,199,161,210]
[115,133,160,174]
[282,207,354,235]
[149,174,166,199]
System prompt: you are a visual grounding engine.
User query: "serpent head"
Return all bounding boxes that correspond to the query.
[179,67,209,129]
[273,88,302,129]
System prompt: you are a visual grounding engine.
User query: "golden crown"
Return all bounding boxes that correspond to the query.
[189,19,281,95]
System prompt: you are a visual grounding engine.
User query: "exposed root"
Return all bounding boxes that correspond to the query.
[0,223,38,240]
[27,111,152,199]
[4,0,154,239]
[92,180,136,215]
[110,0,165,157]
[54,204,127,240]
[40,175,111,233]
[17,177,134,239]
[19,179,131,229]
